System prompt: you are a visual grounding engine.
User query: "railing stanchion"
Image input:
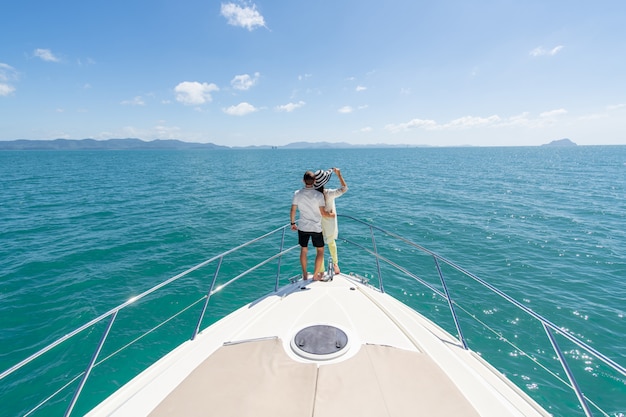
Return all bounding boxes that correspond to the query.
[64,310,118,417]
[543,324,593,417]
[192,256,223,340]
[369,225,384,293]
[275,226,286,292]
[434,256,467,350]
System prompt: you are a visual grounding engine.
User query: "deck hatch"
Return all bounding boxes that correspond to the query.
[291,325,349,360]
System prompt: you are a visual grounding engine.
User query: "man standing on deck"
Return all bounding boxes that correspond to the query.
[290,171,333,281]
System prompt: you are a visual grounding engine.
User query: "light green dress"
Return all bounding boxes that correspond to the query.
[321,186,348,242]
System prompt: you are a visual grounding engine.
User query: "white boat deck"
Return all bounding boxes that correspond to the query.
[87,274,551,417]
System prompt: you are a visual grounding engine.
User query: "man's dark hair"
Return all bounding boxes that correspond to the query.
[303,171,315,186]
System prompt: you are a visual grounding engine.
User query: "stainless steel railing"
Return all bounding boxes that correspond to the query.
[1,217,624,416]
[0,224,299,417]
[337,214,625,417]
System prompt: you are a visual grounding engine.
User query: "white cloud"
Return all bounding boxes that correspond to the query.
[77,57,96,66]
[386,115,502,132]
[231,72,260,90]
[540,108,567,118]
[385,118,437,133]
[338,106,353,114]
[579,113,608,121]
[121,96,146,106]
[0,63,18,95]
[530,45,564,57]
[223,102,258,116]
[174,81,219,105]
[0,63,16,80]
[360,126,373,133]
[607,103,625,111]
[385,110,574,133]
[356,85,367,92]
[221,3,266,31]
[500,112,531,127]
[34,48,60,62]
[446,115,501,128]
[276,101,305,112]
[0,83,15,96]
[298,73,312,81]
[154,122,182,138]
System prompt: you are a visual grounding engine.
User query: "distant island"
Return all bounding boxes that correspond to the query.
[542,138,577,147]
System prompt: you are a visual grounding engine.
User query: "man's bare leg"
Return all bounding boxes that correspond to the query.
[313,247,324,280]
[300,246,308,280]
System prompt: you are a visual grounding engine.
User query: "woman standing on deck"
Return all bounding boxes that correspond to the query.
[314,167,348,274]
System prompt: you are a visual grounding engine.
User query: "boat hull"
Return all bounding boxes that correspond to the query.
[86,274,550,417]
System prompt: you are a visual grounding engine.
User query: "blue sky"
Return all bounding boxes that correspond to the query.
[1,0,625,147]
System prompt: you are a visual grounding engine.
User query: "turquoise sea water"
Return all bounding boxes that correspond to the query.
[1,147,625,416]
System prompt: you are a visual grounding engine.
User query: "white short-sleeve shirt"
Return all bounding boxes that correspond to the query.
[292,187,325,233]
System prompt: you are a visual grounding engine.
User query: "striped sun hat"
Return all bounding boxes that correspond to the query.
[314,169,333,189]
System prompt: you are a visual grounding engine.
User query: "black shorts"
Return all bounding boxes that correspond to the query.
[298,230,325,248]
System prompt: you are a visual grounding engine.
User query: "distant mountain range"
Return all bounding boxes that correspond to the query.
[0,138,580,150]
[0,138,428,150]
[0,138,229,151]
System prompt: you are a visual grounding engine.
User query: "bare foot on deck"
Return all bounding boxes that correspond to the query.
[333,264,340,274]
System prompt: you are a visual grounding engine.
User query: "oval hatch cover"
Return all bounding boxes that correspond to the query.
[291,325,348,359]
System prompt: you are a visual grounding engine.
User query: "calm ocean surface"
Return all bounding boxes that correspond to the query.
[1,146,625,416]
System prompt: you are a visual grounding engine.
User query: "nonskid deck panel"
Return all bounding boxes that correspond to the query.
[148,338,481,417]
